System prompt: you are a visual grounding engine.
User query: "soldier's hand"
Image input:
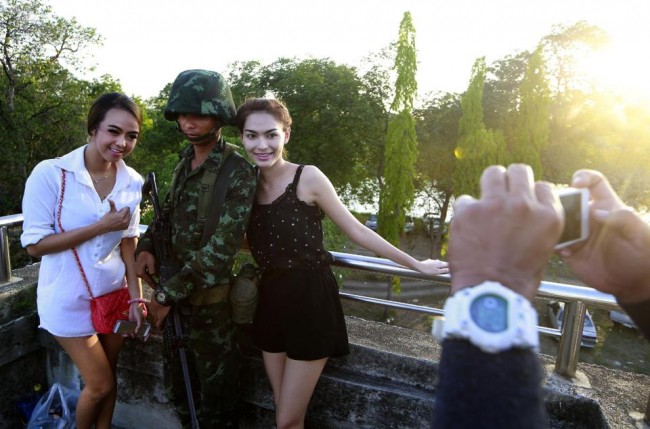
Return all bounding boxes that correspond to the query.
[147,300,171,330]
[136,251,157,289]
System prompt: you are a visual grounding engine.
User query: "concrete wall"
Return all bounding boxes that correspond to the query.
[1,263,649,428]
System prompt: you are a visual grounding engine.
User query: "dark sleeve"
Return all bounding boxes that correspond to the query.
[432,339,548,429]
[135,225,154,257]
[618,298,650,340]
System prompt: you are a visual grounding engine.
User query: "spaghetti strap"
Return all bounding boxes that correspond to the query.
[292,165,305,187]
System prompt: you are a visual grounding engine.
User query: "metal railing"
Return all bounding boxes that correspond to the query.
[0,214,623,378]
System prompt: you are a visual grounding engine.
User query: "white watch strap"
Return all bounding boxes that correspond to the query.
[433,281,539,354]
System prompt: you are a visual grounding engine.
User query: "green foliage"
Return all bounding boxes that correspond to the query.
[390,12,417,113]
[414,92,460,257]
[453,57,504,197]
[378,11,419,244]
[322,216,352,288]
[484,52,529,145]
[3,3,650,224]
[511,46,550,178]
[541,21,609,94]
[379,110,417,245]
[128,83,186,199]
[379,11,419,290]
[226,58,386,201]
[0,0,103,214]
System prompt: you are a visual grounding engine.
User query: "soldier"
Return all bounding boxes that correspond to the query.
[135,70,256,428]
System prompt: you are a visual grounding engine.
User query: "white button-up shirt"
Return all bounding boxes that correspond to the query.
[21,145,143,337]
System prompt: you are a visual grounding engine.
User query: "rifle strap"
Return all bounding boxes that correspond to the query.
[199,144,241,247]
[166,142,241,247]
[167,141,234,219]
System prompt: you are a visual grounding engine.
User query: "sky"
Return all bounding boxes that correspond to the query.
[46,0,650,102]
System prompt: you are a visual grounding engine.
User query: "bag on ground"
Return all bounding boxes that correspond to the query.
[27,382,79,429]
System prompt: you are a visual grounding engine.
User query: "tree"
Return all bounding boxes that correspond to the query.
[353,45,396,207]
[378,11,418,244]
[414,92,461,258]
[0,0,101,110]
[226,58,386,201]
[510,46,550,178]
[483,52,529,145]
[0,0,102,214]
[378,11,418,294]
[539,22,611,186]
[453,57,505,198]
[540,21,608,95]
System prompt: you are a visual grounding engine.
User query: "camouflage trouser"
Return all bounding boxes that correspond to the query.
[164,300,241,428]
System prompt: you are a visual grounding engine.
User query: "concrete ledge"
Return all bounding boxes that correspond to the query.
[2,264,649,428]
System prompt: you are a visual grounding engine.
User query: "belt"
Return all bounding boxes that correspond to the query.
[187,283,231,306]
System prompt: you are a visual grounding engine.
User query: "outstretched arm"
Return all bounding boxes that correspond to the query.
[299,165,448,276]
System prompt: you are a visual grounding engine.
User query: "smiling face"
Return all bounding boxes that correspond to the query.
[241,112,290,168]
[89,108,140,162]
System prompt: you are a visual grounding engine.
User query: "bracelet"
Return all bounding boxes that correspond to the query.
[128,298,147,305]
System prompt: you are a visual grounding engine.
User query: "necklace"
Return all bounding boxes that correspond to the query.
[91,171,110,184]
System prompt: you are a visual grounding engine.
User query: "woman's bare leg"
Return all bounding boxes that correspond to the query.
[263,351,327,429]
[56,334,123,429]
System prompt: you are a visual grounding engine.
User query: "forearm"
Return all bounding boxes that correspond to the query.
[26,222,106,258]
[434,339,547,429]
[121,237,143,299]
[350,225,420,270]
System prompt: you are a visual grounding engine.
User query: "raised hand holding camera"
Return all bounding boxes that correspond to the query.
[554,187,590,249]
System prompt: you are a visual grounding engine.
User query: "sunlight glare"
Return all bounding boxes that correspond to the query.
[578,31,650,106]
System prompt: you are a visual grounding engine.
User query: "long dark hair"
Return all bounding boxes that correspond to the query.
[235,98,292,133]
[87,92,142,135]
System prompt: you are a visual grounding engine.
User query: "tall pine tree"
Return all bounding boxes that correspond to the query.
[511,46,550,178]
[378,11,418,244]
[378,11,418,294]
[453,57,505,197]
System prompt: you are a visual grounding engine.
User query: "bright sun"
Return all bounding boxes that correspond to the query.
[577,31,650,106]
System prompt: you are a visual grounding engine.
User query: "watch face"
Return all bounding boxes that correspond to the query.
[470,293,508,333]
[155,289,168,305]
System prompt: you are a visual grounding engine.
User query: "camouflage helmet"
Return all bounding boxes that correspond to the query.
[164,69,236,125]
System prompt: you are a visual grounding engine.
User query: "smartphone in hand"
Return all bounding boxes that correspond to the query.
[555,187,590,249]
[113,320,151,337]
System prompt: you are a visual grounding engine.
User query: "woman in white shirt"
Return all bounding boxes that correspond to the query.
[21,93,146,429]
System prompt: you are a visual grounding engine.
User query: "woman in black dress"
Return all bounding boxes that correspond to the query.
[236,98,449,429]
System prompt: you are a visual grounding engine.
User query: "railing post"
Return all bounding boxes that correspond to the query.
[554,300,587,377]
[0,226,12,284]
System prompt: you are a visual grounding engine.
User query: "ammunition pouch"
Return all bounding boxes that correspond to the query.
[187,283,231,306]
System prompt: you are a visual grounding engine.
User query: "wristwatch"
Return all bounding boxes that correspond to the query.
[154,287,172,306]
[432,281,539,354]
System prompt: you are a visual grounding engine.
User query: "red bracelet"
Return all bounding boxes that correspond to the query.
[128,298,147,305]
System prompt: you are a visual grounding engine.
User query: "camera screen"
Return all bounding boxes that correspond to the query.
[559,192,582,243]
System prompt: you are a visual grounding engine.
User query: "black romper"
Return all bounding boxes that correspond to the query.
[247,165,350,360]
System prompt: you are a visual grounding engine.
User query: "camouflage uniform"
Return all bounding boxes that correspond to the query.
[137,70,256,428]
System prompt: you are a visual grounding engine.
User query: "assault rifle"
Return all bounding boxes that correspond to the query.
[142,172,199,429]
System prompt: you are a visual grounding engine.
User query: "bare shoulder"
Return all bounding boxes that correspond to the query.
[299,165,333,191]
[300,165,326,182]
[296,165,333,204]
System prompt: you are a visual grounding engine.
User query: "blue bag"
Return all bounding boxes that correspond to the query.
[27,383,79,429]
